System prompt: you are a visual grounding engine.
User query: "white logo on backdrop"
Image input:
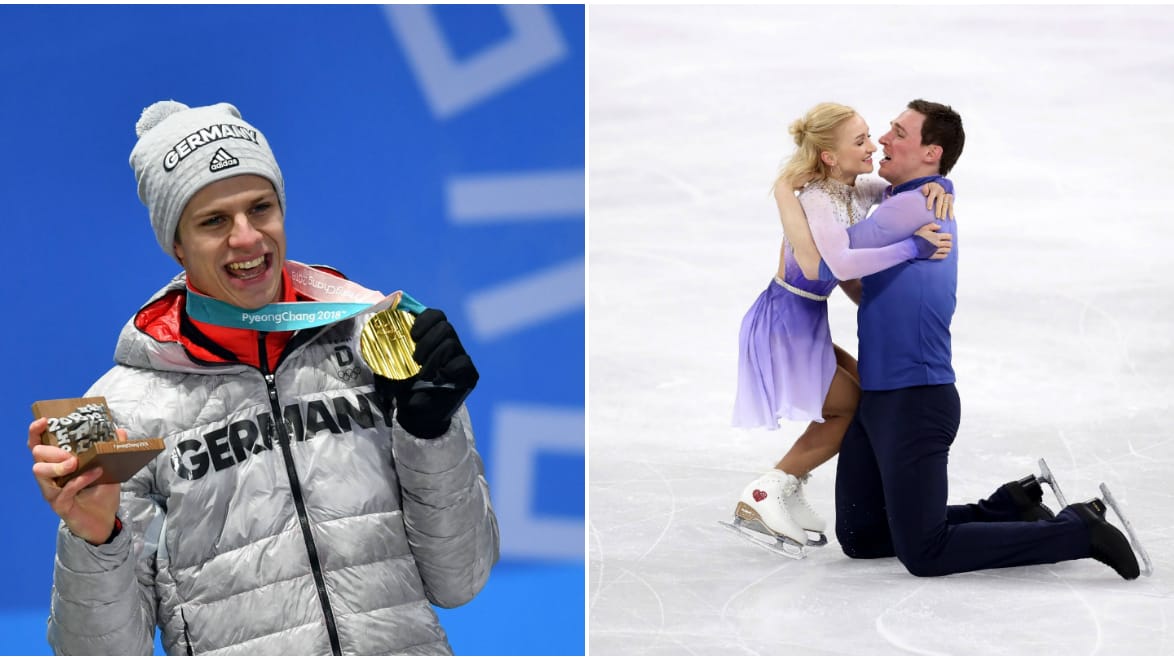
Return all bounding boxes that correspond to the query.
[386,5,584,560]
[385,5,566,120]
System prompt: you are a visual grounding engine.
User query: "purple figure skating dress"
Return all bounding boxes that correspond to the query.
[732,176,929,428]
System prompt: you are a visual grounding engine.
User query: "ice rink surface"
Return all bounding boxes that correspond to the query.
[589,5,1174,655]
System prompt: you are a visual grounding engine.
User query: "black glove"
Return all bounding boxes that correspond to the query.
[375,308,479,439]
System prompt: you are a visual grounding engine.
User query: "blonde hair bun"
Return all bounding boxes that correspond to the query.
[788,118,808,146]
[774,102,858,192]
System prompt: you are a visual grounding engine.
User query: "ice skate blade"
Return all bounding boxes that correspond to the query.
[1099,483,1154,578]
[805,531,828,547]
[1037,457,1069,508]
[718,519,806,559]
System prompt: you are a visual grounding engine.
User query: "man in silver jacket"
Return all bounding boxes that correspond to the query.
[27,100,500,655]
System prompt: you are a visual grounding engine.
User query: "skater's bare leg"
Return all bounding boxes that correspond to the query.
[731,347,860,549]
[775,345,860,476]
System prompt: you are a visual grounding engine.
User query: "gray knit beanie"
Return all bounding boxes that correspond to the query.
[129,100,286,262]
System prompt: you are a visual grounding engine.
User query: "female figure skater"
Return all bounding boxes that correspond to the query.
[729,102,953,552]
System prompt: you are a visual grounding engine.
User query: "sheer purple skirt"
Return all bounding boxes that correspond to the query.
[732,278,836,429]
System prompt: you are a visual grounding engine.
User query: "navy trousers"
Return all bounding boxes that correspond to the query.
[834,384,1091,576]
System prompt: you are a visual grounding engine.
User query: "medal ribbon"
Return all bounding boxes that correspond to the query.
[185,261,425,331]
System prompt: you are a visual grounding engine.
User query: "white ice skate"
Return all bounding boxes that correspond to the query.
[783,473,829,547]
[719,470,808,559]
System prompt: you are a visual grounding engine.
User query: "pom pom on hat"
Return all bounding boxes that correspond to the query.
[128,100,285,263]
[135,100,191,137]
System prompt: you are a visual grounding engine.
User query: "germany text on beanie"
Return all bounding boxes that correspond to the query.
[128,100,285,262]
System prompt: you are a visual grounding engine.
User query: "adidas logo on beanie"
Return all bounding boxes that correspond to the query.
[128,100,286,263]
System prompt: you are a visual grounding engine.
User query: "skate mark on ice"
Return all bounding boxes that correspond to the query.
[643,165,707,204]
[1071,291,1139,380]
[1163,601,1171,655]
[588,517,607,612]
[1055,429,1170,479]
[1154,597,1171,655]
[589,483,723,535]
[621,567,667,654]
[635,461,678,562]
[874,583,941,655]
[1053,428,1137,493]
[595,244,699,275]
[1047,567,1104,655]
[1119,428,1174,462]
[587,568,669,654]
[719,562,793,656]
[1056,428,1080,477]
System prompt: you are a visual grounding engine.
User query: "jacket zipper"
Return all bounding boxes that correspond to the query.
[259,332,343,655]
[180,607,194,655]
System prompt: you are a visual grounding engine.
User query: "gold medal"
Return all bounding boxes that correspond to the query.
[360,304,421,380]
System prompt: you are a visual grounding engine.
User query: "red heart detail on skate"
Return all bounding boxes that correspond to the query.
[752,489,767,502]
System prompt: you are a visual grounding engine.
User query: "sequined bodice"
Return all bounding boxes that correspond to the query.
[781,177,879,296]
[802,178,871,228]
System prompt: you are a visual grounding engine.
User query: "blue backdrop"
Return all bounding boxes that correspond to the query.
[0,4,583,655]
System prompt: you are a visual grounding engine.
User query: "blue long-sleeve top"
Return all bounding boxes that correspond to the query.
[819,175,958,391]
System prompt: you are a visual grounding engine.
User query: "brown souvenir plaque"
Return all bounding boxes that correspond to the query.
[31,396,164,487]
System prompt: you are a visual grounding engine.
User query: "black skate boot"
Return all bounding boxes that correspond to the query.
[1005,475,1055,522]
[1069,499,1141,580]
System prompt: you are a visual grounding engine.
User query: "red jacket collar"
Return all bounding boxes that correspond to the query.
[134,267,302,370]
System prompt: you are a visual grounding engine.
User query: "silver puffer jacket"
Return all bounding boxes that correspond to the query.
[46,272,500,655]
